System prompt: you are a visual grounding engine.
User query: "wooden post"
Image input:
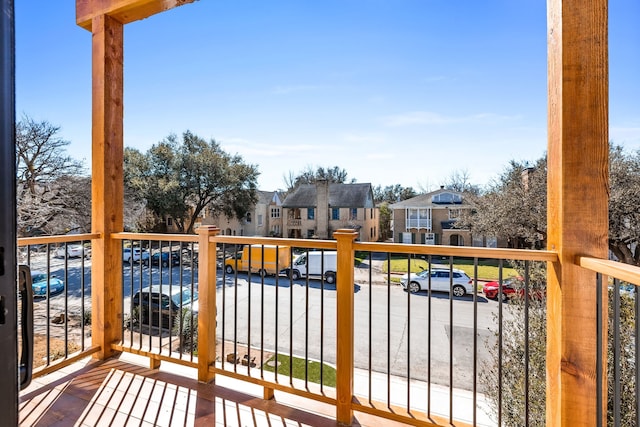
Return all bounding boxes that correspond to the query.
[334,229,357,425]
[197,225,219,382]
[547,1,608,425]
[91,13,124,360]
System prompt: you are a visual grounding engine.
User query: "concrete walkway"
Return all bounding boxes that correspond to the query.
[353,367,497,426]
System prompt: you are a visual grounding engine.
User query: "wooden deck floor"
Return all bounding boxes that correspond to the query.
[19,352,411,427]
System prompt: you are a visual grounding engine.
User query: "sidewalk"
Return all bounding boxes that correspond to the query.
[353,367,497,427]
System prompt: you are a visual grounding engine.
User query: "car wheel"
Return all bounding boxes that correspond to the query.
[291,270,301,280]
[500,292,508,302]
[258,269,267,277]
[125,256,131,264]
[325,272,336,284]
[409,282,420,293]
[453,285,466,297]
[162,260,169,268]
[225,265,234,275]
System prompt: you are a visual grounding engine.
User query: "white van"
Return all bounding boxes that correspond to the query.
[289,251,338,284]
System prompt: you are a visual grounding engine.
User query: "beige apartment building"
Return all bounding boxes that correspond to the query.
[200,190,284,237]
[389,187,475,246]
[281,181,379,242]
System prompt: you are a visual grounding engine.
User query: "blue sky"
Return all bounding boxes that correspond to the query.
[15,1,640,192]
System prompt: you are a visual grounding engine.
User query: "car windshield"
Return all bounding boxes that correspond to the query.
[32,273,47,282]
[415,270,430,278]
[171,289,198,306]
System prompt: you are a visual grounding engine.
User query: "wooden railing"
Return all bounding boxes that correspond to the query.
[30,229,640,427]
[17,234,101,379]
[578,256,640,426]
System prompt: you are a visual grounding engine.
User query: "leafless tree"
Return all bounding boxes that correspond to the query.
[16,116,86,236]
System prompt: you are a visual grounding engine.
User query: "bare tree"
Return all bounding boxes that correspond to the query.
[443,169,481,195]
[283,165,354,191]
[16,116,86,236]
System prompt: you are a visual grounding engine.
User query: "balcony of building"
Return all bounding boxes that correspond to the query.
[4,0,637,426]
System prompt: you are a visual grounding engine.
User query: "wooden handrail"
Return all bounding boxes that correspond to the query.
[111,232,198,242]
[17,233,100,246]
[578,256,640,287]
[355,242,559,262]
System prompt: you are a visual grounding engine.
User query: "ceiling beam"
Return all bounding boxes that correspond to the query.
[76,0,197,31]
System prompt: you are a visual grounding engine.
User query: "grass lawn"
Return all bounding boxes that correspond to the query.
[381,256,519,281]
[263,354,336,387]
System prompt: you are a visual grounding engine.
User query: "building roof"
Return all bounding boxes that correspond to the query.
[282,183,375,208]
[389,187,469,209]
[256,190,282,205]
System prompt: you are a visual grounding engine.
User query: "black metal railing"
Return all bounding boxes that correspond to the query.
[17,235,97,374]
[118,236,200,363]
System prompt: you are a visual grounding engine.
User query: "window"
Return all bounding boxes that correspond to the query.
[449,208,461,220]
[167,217,173,227]
[257,214,263,226]
[406,208,431,229]
[271,208,280,218]
[246,213,252,223]
[271,225,280,235]
[307,208,315,220]
[332,208,340,220]
[431,192,463,204]
[307,229,315,238]
[349,208,357,220]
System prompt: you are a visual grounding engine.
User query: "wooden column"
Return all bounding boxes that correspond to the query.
[197,225,219,382]
[91,13,124,360]
[334,229,358,425]
[547,1,608,425]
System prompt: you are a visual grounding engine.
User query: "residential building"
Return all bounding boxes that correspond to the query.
[282,180,379,242]
[202,190,284,237]
[389,187,473,246]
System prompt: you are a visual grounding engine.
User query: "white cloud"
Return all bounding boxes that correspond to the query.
[610,126,640,146]
[381,111,521,127]
[341,132,386,144]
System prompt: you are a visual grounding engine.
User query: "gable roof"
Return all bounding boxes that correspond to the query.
[389,188,468,209]
[282,183,374,208]
[256,190,282,205]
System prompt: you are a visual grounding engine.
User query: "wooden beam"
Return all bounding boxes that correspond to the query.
[334,229,358,425]
[91,13,124,360]
[77,0,197,31]
[197,225,219,383]
[546,0,608,425]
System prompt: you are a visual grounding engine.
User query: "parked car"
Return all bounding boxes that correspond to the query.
[145,251,180,268]
[123,247,149,264]
[399,267,473,297]
[482,277,520,301]
[31,271,65,297]
[132,285,198,328]
[55,244,89,259]
[482,276,546,301]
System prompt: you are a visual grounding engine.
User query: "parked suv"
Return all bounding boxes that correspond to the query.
[400,267,473,297]
[132,285,198,328]
[123,247,149,264]
[144,251,181,268]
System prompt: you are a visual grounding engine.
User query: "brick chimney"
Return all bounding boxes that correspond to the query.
[316,180,329,239]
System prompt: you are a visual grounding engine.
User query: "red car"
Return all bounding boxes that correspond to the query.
[482,277,521,301]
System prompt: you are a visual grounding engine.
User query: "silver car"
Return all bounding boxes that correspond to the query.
[400,268,473,297]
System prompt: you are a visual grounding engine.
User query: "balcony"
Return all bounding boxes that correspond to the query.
[16,231,640,426]
[3,0,627,425]
[406,219,432,231]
